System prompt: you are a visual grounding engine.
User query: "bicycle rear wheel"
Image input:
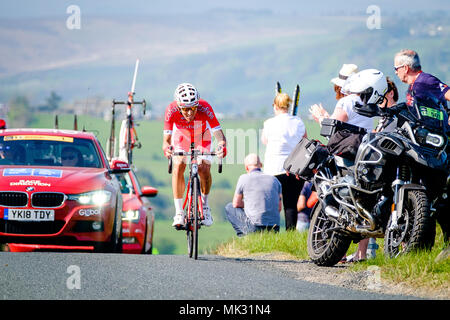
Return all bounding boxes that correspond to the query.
[187,228,194,258]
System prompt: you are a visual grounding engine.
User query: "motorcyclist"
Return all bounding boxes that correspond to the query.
[326,69,388,161]
[338,69,388,262]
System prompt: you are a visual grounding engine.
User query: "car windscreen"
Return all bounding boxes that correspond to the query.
[0,135,103,168]
[117,172,135,194]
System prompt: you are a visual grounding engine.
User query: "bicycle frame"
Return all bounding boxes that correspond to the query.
[183,161,204,225]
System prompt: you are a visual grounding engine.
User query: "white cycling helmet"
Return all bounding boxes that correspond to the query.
[174,83,200,108]
[343,69,387,105]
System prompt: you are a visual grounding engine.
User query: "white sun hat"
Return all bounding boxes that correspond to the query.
[331,64,359,88]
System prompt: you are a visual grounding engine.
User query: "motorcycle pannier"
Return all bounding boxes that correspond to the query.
[283,138,329,179]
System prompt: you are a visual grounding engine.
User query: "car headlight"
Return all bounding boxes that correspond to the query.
[122,210,139,221]
[68,190,112,206]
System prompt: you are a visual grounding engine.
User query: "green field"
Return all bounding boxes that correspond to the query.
[153,220,237,255]
[29,113,323,254]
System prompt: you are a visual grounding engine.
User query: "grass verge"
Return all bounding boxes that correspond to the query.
[215,230,309,259]
[351,226,449,293]
[215,227,449,295]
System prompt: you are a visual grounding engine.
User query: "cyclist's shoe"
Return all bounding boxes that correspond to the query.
[172,211,186,228]
[201,207,213,226]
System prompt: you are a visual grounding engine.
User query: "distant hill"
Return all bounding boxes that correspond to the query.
[0,3,449,119]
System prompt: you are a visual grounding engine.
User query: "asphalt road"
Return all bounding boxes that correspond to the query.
[0,252,417,300]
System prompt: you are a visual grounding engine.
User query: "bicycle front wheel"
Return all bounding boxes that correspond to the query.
[186,177,199,259]
[192,176,199,260]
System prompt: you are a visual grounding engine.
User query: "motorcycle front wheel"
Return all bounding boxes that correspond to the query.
[384,190,436,258]
[307,202,351,266]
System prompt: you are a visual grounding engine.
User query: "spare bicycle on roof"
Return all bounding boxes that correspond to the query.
[107,59,147,164]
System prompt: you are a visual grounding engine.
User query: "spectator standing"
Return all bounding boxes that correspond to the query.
[394,49,450,110]
[375,76,399,132]
[261,92,307,230]
[296,181,313,232]
[225,154,282,236]
[394,49,449,252]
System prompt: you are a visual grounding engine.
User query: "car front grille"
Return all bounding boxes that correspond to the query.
[31,193,65,208]
[0,219,65,234]
[0,192,28,207]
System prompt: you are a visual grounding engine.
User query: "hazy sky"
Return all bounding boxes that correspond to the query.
[0,0,448,19]
[0,0,448,110]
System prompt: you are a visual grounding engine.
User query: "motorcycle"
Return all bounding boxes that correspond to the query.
[288,98,449,266]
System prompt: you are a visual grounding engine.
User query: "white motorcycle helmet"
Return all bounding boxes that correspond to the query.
[343,69,387,105]
[174,83,200,108]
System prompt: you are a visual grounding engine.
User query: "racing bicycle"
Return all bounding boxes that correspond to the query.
[168,143,222,259]
[108,59,146,164]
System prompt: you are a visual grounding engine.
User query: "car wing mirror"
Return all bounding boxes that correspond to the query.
[109,159,130,174]
[141,186,158,197]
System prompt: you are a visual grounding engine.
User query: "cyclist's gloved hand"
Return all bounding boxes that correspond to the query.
[217,141,227,158]
[164,145,173,158]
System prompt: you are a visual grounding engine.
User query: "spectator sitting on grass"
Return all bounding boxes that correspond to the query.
[225,153,282,237]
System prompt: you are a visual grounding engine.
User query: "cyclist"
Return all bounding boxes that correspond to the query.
[163,83,227,227]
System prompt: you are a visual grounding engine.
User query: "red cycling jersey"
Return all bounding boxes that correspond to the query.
[163,99,222,152]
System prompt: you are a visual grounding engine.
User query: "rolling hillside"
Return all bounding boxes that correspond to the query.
[1,3,449,119]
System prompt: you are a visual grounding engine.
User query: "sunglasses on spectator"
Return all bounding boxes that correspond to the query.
[62,155,76,160]
[394,64,406,72]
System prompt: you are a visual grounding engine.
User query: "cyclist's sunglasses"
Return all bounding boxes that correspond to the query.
[179,106,198,112]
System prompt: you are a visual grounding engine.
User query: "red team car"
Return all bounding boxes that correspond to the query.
[116,168,158,254]
[0,128,129,253]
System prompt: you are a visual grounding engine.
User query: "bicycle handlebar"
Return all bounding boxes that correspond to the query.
[167,150,223,174]
[112,99,146,106]
[172,151,218,157]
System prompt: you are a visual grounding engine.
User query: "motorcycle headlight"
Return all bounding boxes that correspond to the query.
[68,190,112,206]
[425,133,444,148]
[122,210,139,221]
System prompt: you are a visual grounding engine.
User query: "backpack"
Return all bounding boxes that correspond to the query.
[326,130,364,161]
